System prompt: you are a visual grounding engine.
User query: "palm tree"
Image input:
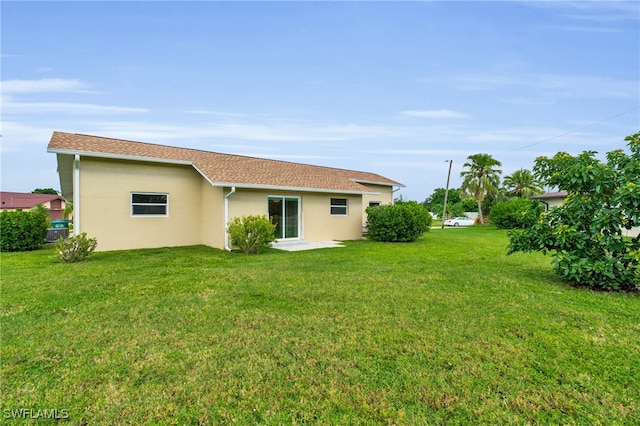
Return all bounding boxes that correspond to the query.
[460,153,502,224]
[502,168,543,198]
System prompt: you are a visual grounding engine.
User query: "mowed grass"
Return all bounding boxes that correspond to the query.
[2,227,639,424]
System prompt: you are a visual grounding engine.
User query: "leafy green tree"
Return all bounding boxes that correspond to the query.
[460,153,502,224]
[502,168,543,198]
[32,188,59,195]
[508,132,640,291]
[422,188,461,213]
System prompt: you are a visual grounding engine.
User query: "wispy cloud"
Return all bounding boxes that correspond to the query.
[523,0,639,22]
[3,99,149,115]
[2,78,92,94]
[83,119,403,144]
[400,109,470,119]
[453,73,638,100]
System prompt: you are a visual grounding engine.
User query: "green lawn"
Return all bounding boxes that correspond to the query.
[2,227,638,424]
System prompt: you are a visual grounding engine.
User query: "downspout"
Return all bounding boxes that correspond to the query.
[224,186,236,251]
[392,187,401,204]
[73,155,80,234]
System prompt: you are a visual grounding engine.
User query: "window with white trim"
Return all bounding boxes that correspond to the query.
[131,193,168,216]
[330,198,348,216]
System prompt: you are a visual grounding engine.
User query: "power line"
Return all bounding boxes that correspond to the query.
[498,105,640,155]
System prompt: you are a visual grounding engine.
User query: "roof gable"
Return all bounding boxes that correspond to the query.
[47,132,403,194]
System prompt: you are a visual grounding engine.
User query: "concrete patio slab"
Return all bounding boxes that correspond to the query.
[270,240,345,252]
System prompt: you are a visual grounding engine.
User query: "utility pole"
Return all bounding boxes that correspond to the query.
[441,160,452,229]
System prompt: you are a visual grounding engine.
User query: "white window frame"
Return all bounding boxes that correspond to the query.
[130,192,169,217]
[330,198,348,216]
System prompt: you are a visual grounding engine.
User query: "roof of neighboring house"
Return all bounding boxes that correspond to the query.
[530,191,568,200]
[47,132,404,194]
[0,192,65,210]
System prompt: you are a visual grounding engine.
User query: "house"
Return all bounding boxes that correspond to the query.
[532,190,639,238]
[530,191,568,210]
[47,132,404,251]
[0,191,67,221]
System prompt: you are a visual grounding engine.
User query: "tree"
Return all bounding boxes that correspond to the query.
[32,188,59,195]
[460,153,502,224]
[422,188,462,212]
[502,168,543,198]
[508,132,640,291]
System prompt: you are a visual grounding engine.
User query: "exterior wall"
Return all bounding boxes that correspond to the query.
[200,185,225,249]
[361,184,395,225]
[302,193,363,241]
[78,157,206,251]
[226,189,364,242]
[74,158,393,250]
[546,197,565,209]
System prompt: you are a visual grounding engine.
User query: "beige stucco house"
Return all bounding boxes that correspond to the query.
[47,132,403,251]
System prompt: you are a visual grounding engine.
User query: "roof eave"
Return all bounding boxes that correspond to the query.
[211,181,380,195]
[47,148,193,167]
[351,178,405,188]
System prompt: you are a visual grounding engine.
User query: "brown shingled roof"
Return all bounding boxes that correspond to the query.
[47,132,403,193]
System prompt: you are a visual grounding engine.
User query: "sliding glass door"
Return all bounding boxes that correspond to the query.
[268,196,300,239]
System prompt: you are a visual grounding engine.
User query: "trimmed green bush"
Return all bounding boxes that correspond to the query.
[489,198,543,229]
[55,233,98,263]
[227,215,276,254]
[0,210,49,252]
[365,201,431,242]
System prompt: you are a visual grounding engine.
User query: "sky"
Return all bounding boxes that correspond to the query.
[2,0,639,202]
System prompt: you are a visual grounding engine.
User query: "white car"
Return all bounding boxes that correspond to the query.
[444,217,474,227]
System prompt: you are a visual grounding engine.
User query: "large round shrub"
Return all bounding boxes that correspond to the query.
[489,198,543,229]
[1,210,49,251]
[365,201,431,242]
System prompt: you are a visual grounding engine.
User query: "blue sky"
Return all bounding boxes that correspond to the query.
[2,1,639,201]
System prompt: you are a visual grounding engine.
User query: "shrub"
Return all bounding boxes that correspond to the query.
[1,210,49,252]
[366,201,431,242]
[227,215,276,254]
[490,198,543,229]
[55,233,98,263]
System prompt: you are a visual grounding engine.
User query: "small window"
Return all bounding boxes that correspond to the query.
[131,193,168,216]
[331,198,348,216]
[369,202,381,207]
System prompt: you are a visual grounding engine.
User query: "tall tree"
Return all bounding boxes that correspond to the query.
[508,132,640,291]
[460,153,502,224]
[502,168,543,198]
[32,188,59,195]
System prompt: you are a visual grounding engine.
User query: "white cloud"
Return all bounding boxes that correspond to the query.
[2,78,90,94]
[87,120,401,144]
[400,109,470,119]
[454,73,639,100]
[4,100,149,115]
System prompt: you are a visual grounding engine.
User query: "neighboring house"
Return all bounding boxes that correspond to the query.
[47,132,404,251]
[0,191,67,221]
[530,191,568,210]
[531,190,639,238]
